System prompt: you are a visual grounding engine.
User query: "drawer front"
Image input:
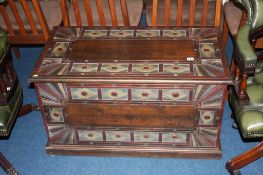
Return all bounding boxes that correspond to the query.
[66,103,197,128]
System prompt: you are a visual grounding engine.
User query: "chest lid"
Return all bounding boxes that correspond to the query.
[30,27,232,84]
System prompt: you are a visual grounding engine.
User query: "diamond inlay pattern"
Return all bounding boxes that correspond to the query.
[136,30,160,38]
[131,89,159,101]
[162,89,190,101]
[78,130,103,141]
[70,88,98,100]
[163,30,187,38]
[83,29,108,38]
[71,63,98,73]
[132,64,159,73]
[101,63,129,73]
[109,30,134,38]
[105,131,131,142]
[101,88,128,100]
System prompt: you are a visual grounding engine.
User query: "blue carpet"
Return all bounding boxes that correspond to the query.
[0,42,262,175]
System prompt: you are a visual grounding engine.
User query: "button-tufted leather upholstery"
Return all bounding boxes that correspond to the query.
[226,0,263,174]
[0,29,22,137]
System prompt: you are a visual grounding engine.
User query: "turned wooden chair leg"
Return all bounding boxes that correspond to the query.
[18,103,39,117]
[226,141,263,174]
[11,48,20,59]
[0,152,18,175]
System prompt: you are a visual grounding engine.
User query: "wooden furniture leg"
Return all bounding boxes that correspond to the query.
[226,141,263,174]
[0,152,18,175]
[11,48,20,59]
[17,103,39,117]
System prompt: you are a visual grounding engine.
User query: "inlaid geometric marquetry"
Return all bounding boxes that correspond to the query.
[162,89,190,102]
[190,127,217,147]
[163,64,190,74]
[78,130,103,142]
[162,132,187,143]
[194,59,224,77]
[131,89,159,101]
[163,29,187,38]
[101,88,128,100]
[75,128,189,144]
[46,124,217,147]
[71,63,98,73]
[39,59,69,76]
[132,64,159,73]
[101,63,129,73]
[134,131,159,142]
[40,58,63,71]
[190,28,217,39]
[50,42,69,58]
[47,124,76,144]
[199,110,215,126]
[38,83,67,105]
[83,29,108,38]
[109,30,134,38]
[54,27,82,40]
[136,30,160,38]
[70,88,98,100]
[47,124,66,138]
[193,85,223,108]
[105,131,131,142]
[199,43,216,58]
[48,107,64,122]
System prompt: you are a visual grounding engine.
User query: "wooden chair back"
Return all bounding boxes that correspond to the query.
[0,0,53,45]
[150,0,222,27]
[148,0,228,44]
[60,0,136,27]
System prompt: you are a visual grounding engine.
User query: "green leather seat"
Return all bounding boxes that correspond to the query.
[229,61,263,139]
[226,0,263,174]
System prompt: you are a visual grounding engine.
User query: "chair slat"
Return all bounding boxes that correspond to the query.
[72,0,82,26]
[108,0,118,26]
[60,0,69,26]
[120,0,130,26]
[215,0,221,27]
[20,0,38,34]
[96,0,106,26]
[31,0,49,41]
[83,0,94,26]
[176,0,183,26]
[163,0,170,26]
[188,0,196,26]
[201,0,208,26]
[0,5,15,35]
[151,0,158,27]
[8,0,26,35]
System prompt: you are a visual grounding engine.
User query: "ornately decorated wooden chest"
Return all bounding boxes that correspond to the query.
[29,26,232,159]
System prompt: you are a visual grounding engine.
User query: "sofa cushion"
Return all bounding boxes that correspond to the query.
[0,1,62,32]
[238,110,263,138]
[247,84,263,104]
[68,0,143,26]
[146,0,217,26]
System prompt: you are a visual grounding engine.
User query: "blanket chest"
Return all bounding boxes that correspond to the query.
[29,26,232,159]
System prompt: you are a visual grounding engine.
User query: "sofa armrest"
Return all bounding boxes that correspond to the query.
[236,24,257,66]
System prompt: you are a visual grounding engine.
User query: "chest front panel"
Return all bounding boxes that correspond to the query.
[31,27,231,158]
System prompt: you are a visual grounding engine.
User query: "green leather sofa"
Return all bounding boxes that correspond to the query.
[226,0,263,174]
